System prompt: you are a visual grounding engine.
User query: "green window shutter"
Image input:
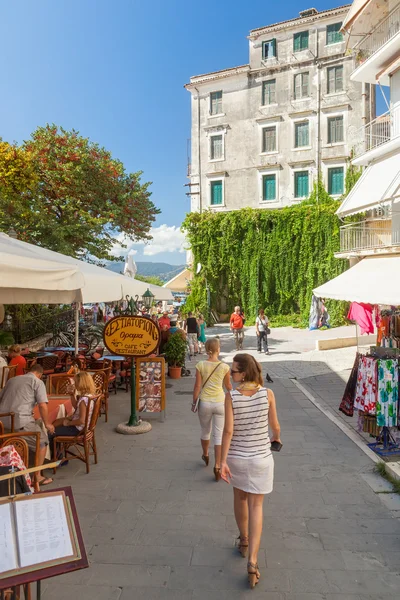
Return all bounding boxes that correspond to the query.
[295,122,309,147]
[263,174,276,201]
[271,38,277,57]
[262,79,276,105]
[302,72,309,97]
[295,171,309,198]
[294,74,301,99]
[328,117,344,143]
[335,65,343,91]
[211,180,223,205]
[328,167,344,195]
[327,23,343,45]
[294,31,309,51]
[210,91,222,115]
[211,135,223,160]
[262,127,276,152]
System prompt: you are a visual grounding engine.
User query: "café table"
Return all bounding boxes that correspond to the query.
[44,346,85,353]
[102,355,126,361]
[33,394,73,423]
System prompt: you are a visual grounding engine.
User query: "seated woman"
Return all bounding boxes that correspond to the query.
[8,344,27,376]
[50,372,95,453]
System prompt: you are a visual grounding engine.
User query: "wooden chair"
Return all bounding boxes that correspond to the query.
[88,368,110,421]
[0,412,15,434]
[52,395,101,474]
[1,364,17,388]
[46,373,73,394]
[0,431,41,492]
[52,350,66,372]
[36,354,59,377]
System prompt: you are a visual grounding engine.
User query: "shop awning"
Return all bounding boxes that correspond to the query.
[336,153,400,217]
[341,0,372,32]
[313,255,400,305]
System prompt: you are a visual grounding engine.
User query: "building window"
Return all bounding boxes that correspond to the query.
[210,180,223,205]
[262,39,277,59]
[328,167,344,195]
[294,171,309,198]
[262,79,276,105]
[210,134,223,160]
[293,30,309,52]
[328,116,344,143]
[262,174,277,201]
[262,126,277,153]
[294,121,309,147]
[326,23,343,45]
[327,65,343,94]
[294,72,309,99]
[210,91,222,115]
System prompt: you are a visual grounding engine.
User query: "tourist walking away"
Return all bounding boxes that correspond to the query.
[221,354,281,588]
[192,338,231,480]
[92,303,99,325]
[197,314,207,352]
[230,306,245,350]
[256,309,270,354]
[186,311,200,359]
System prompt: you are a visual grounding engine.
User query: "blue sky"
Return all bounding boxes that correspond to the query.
[1,1,386,264]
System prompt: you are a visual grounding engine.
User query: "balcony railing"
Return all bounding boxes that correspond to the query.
[355,3,400,65]
[353,103,400,158]
[340,219,394,253]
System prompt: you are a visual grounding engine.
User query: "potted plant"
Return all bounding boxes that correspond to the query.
[164,332,187,379]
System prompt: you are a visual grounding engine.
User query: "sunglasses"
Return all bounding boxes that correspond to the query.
[230,369,241,374]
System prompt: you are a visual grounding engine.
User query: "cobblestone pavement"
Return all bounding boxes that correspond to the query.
[40,326,400,599]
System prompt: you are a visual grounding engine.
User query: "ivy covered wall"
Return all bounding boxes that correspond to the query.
[182,184,349,326]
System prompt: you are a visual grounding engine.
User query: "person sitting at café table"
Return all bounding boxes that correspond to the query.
[8,344,27,375]
[158,311,171,330]
[0,363,55,486]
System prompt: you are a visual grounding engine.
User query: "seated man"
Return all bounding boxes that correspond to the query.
[0,363,55,486]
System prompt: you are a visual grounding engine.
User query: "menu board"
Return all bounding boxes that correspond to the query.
[136,357,165,416]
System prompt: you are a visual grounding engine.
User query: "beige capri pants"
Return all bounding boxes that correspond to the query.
[198,400,225,445]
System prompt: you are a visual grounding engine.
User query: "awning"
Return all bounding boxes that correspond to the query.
[336,153,400,217]
[313,255,400,304]
[341,0,372,32]
[163,268,192,293]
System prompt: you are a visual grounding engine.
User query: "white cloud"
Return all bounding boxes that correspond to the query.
[110,225,186,258]
[143,225,186,256]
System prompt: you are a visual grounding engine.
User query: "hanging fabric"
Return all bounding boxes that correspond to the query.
[354,356,378,414]
[347,303,374,335]
[376,359,399,427]
[339,353,360,417]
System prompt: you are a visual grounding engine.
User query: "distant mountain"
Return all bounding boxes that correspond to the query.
[105,261,186,282]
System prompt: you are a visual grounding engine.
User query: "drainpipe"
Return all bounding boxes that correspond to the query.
[316,63,321,204]
[361,83,367,126]
[194,87,202,214]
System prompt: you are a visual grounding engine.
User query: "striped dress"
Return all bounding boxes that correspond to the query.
[228,387,274,494]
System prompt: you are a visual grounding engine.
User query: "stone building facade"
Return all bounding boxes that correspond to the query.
[185,5,374,213]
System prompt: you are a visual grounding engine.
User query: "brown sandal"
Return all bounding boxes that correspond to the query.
[213,467,221,481]
[202,454,209,466]
[236,535,249,558]
[247,562,260,589]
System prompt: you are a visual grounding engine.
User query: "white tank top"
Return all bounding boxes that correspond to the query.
[229,387,271,459]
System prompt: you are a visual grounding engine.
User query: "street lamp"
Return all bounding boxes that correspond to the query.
[142,288,154,311]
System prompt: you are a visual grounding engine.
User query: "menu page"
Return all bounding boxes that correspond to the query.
[0,502,18,574]
[15,495,74,568]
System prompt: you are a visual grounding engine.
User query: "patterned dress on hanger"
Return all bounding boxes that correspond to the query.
[376,359,399,427]
[354,356,377,414]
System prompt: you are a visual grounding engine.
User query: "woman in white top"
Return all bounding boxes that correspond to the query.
[192,338,231,481]
[256,308,269,355]
[221,353,281,589]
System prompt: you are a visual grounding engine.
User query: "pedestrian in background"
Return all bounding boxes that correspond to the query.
[185,311,199,359]
[192,338,231,480]
[221,354,281,589]
[197,314,207,353]
[92,303,99,325]
[256,309,270,355]
[230,306,245,351]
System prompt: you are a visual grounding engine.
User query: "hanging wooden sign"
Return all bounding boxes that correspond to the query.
[103,316,160,357]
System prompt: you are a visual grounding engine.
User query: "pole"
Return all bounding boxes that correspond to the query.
[127,358,138,426]
[74,303,80,356]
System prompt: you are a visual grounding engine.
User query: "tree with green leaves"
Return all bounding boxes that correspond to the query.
[0,125,159,260]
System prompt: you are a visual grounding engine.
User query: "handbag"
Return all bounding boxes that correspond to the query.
[266,327,271,335]
[191,362,222,413]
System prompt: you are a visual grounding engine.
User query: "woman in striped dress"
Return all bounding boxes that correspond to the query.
[221,354,281,589]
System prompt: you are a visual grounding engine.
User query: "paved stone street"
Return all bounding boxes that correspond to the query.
[40,326,400,599]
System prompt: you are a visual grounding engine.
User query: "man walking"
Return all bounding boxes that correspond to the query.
[256,308,270,354]
[92,303,99,325]
[230,306,245,351]
[185,312,199,359]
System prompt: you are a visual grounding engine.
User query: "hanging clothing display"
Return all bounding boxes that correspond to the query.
[376,359,399,427]
[354,356,378,414]
[347,302,374,335]
[339,353,360,417]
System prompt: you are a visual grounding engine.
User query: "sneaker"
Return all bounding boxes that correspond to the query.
[265,351,270,355]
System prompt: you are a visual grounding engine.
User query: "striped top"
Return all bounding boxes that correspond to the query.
[228,387,271,460]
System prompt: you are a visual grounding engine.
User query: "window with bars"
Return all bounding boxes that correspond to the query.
[294,121,309,147]
[210,91,223,115]
[326,23,343,45]
[328,116,344,143]
[262,39,277,59]
[327,65,343,94]
[294,171,309,198]
[262,126,277,153]
[262,79,276,105]
[210,135,223,160]
[293,30,309,52]
[210,180,223,205]
[262,174,276,201]
[294,72,309,99]
[328,167,344,195]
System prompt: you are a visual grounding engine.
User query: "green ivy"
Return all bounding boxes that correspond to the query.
[182,182,349,327]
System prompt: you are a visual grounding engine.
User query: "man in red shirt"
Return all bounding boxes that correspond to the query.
[158,311,171,331]
[230,306,245,351]
[8,344,27,376]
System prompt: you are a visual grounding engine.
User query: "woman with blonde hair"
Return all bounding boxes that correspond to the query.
[221,354,281,589]
[192,338,232,480]
[52,372,96,437]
